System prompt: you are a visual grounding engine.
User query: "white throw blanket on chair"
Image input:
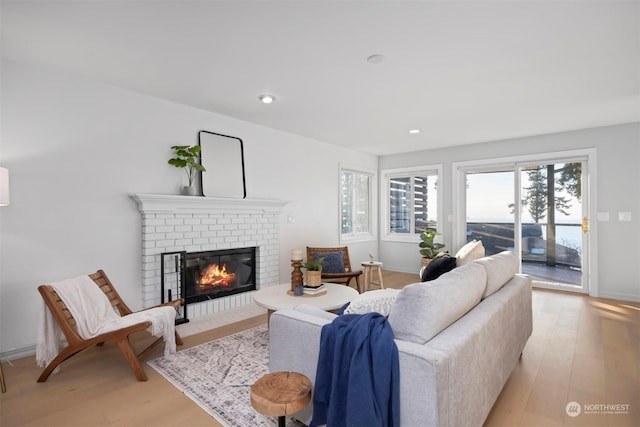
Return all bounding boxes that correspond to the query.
[36,275,177,369]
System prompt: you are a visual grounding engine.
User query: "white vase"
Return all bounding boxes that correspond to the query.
[182,185,197,196]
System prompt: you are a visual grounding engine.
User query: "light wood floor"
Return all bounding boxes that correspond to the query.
[1,271,638,426]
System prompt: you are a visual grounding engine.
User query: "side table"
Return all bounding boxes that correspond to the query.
[361,261,384,292]
[250,371,312,427]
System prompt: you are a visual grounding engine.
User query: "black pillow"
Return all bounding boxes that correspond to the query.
[421,254,457,282]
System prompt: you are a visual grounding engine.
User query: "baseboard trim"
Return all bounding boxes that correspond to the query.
[1,344,36,362]
[597,291,640,303]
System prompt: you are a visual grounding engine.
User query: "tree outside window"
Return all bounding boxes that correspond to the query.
[511,163,581,222]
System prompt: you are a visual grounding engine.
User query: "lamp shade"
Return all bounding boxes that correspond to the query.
[0,167,9,206]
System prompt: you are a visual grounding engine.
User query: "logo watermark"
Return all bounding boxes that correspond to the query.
[566,401,630,417]
[566,401,581,417]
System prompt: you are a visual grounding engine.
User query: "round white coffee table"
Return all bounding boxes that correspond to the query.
[253,283,358,320]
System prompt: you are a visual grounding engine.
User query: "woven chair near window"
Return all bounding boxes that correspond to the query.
[306,246,363,293]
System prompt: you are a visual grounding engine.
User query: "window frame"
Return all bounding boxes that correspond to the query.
[380,164,443,243]
[339,165,376,243]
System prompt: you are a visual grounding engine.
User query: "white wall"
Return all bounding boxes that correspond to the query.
[379,123,640,302]
[0,60,378,356]
[3,59,637,358]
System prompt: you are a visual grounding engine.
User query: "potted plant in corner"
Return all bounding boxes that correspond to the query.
[419,229,446,267]
[302,258,324,287]
[168,145,206,196]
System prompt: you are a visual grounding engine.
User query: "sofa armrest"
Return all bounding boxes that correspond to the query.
[269,305,336,424]
[291,304,339,321]
[269,305,336,375]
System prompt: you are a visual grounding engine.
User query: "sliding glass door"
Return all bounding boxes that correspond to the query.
[456,151,593,294]
[466,169,517,255]
[518,162,584,289]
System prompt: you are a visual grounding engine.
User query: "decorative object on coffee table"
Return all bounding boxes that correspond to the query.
[251,371,312,427]
[290,249,303,292]
[285,288,326,297]
[168,145,206,196]
[302,258,323,287]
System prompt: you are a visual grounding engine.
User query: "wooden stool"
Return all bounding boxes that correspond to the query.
[250,371,312,427]
[361,261,384,292]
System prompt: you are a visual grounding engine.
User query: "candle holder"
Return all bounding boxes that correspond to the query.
[291,259,303,292]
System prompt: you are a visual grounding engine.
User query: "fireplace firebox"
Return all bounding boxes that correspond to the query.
[185,247,256,302]
[161,247,257,323]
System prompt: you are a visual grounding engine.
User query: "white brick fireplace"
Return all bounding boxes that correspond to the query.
[131,194,287,319]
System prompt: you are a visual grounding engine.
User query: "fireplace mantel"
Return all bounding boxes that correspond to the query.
[131,193,288,213]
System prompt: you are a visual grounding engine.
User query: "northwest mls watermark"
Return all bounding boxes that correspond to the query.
[566,401,631,417]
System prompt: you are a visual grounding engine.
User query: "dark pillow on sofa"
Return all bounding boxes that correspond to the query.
[421,253,457,282]
[312,251,345,273]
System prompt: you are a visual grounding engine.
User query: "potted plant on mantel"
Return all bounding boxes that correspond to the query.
[419,229,446,267]
[168,145,206,196]
[302,258,324,287]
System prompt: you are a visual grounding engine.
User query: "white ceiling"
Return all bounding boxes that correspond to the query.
[2,0,639,155]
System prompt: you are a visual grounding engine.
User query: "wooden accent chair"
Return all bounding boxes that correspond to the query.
[306,246,363,293]
[37,269,184,382]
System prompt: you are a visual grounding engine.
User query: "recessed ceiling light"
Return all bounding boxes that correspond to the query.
[366,54,385,64]
[258,94,275,104]
[409,129,421,134]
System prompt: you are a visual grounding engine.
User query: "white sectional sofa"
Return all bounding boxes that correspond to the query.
[269,251,533,427]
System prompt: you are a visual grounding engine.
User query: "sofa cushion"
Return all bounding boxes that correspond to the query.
[312,251,345,273]
[388,262,487,344]
[474,251,519,299]
[455,240,485,266]
[420,253,457,282]
[343,289,401,316]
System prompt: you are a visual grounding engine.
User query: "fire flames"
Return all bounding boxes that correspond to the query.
[197,263,236,288]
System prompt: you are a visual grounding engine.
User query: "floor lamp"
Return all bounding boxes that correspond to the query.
[0,167,9,392]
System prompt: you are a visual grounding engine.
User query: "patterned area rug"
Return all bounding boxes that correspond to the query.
[148,325,306,427]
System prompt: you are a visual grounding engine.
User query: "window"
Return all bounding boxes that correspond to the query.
[340,168,373,241]
[382,166,441,241]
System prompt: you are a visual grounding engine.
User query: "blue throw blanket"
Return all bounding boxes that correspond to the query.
[310,312,400,427]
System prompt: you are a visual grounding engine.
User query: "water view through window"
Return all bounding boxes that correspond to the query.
[466,163,583,287]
